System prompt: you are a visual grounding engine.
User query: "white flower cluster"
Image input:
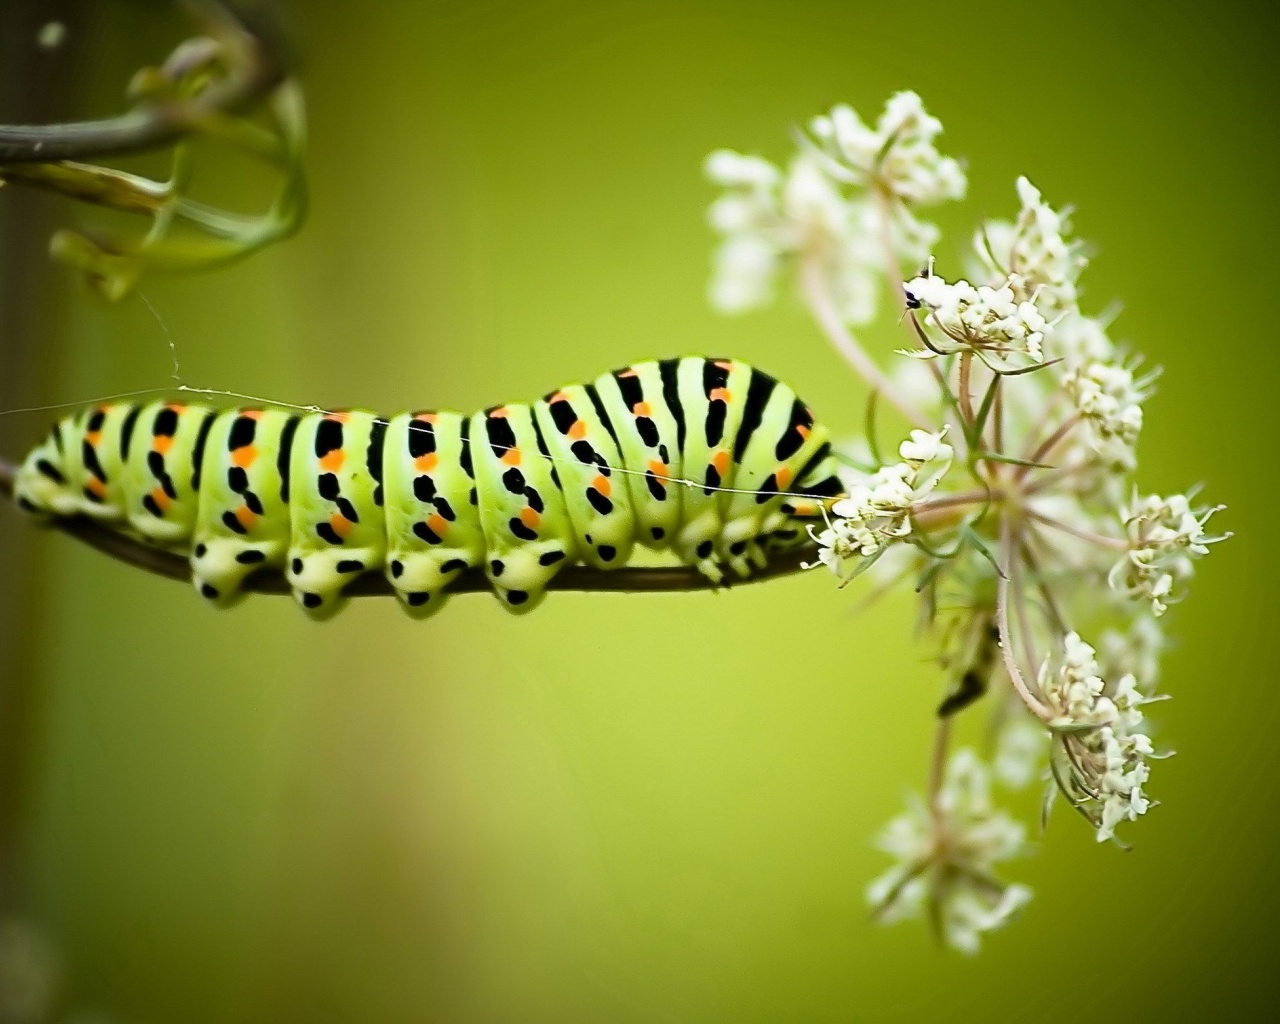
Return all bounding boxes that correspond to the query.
[807,429,953,576]
[1062,359,1151,471]
[705,92,966,325]
[808,91,966,206]
[706,90,1230,948]
[1040,633,1159,842]
[904,272,1050,363]
[866,750,1031,954]
[703,151,784,313]
[705,150,881,321]
[1110,493,1226,616]
[976,176,1087,318]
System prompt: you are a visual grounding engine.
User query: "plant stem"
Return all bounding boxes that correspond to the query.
[798,257,932,430]
[996,518,1055,722]
[0,454,813,595]
[1024,507,1127,552]
[929,716,952,824]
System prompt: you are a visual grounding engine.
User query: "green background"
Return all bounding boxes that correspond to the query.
[1,1,1276,1021]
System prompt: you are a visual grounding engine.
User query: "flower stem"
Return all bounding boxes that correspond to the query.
[997,519,1055,723]
[929,716,952,825]
[1024,508,1127,552]
[798,257,932,429]
[1017,414,1079,480]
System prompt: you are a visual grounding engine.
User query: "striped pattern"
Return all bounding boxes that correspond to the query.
[15,357,842,617]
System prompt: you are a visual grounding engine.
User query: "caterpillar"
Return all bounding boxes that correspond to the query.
[13,356,843,617]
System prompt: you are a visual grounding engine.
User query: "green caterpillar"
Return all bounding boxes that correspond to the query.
[14,356,842,617]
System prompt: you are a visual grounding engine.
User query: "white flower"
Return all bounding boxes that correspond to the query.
[1040,632,1114,729]
[976,176,1086,318]
[899,427,953,466]
[944,885,1034,956]
[1063,359,1152,471]
[866,750,1030,954]
[904,272,1049,363]
[705,151,883,323]
[807,429,953,577]
[1109,492,1227,615]
[1053,311,1116,368]
[1039,632,1166,842]
[809,91,966,206]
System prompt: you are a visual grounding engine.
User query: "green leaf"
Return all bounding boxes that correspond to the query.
[961,525,1006,579]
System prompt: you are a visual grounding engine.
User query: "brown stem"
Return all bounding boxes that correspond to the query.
[957,351,974,427]
[0,455,814,595]
[0,1,287,164]
[1016,414,1079,481]
[996,518,1054,722]
[928,717,952,824]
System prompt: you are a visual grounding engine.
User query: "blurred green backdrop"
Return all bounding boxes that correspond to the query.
[0,1,1276,1022]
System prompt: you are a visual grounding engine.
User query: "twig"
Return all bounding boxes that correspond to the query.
[0,1,287,164]
[0,455,814,595]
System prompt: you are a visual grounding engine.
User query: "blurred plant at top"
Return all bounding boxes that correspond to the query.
[705,92,1229,952]
[0,0,305,301]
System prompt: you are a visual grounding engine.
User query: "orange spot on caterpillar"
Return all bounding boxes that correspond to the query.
[414,453,438,472]
[592,474,611,497]
[549,390,572,403]
[796,424,811,439]
[647,459,669,479]
[240,410,265,421]
[235,504,257,530]
[153,435,174,455]
[712,450,730,476]
[519,506,541,529]
[709,387,731,403]
[776,466,793,489]
[427,512,448,535]
[231,445,258,469]
[568,420,588,440]
[85,477,106,498]
[328,513,353,539]
[616,369,638,378]
[714,360,733,370]
[414,412,438,424]
[489,406,511,419]
[500,448,522,466]
[633,401,652,417]
[165,402,186,412]
[324,412,350,423]
[85,431,102,447]
[319,449,345,472]
[150,487,172,512]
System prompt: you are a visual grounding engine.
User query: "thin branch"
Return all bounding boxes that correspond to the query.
[996,518,1054,722]
[0,455,814,595]
[0,1,287,164]
[797,257,933,430]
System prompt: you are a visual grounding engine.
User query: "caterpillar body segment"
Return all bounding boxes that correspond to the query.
[473,403,579,614]
[185,408,294,606]
[122,401,214,547]
[15,357,844,617]
[285,410,389,618]
[382,411,486,617]
[591,360,686,554]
